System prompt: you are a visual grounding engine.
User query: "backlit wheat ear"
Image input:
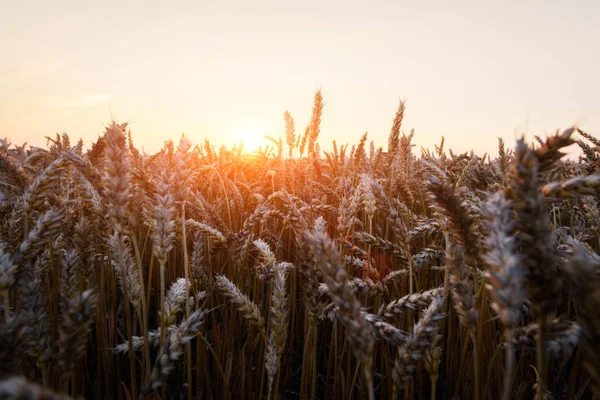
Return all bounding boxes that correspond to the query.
[483,191,525,400]
[372,320,408,346]
[354,231,407,262]
[18,254,51,360]
[284,111,296,158]
[108,233,141,314]
[102,122,131,233]
[113,330,164,354]
[21,154,72,216]
[214,275,266,339]
[543,173,600,199]
[498,138,508,182]
[507,138,562,400]
[186,220,227,248]
[15,209,62,266]
[387,100,405,160]
[443,235,480,400]
[299,126,309,157]
[254,239,276,280]
[350,277,386,296]
[576,138,599,165]
[160,278,190,326]
[149,308,207,392]
[446,242,479,330]
[72,217,96,279]
[423,333,443,400]
[60,250,79,311]
[0,244,17,320]
[513,319,581,358]
[337,186,362,238]
[63,148,105,193]
[265,264,289,400]
[426,177,479,255]
[307,89,324,158]
[382,269,409,284]
[304,227,375,400]
[359,174,377,222]
[577,127,600,147]
[392,296,445,398]
[190,232,207,285]
[533,127,576,174]
[57,289,98,375]
[150,173,177,351]
[174,134,194,203]
[483,192,525,329]
[0,376,78,400]
[378,287,443,318]
[150,171,176,265]
[563,238,600,396]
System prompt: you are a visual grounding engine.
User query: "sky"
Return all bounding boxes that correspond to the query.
[1,0,599,156]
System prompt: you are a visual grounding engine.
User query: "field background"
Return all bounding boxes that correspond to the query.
[1,93,600,400]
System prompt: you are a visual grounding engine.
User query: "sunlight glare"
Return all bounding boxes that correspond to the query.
[232,124,266,153]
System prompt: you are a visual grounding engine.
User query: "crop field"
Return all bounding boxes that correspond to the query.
[1,91,600,399]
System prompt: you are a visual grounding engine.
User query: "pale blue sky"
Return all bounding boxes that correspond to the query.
[1,0,598,155]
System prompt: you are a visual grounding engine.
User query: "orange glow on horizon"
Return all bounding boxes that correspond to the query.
[230,124,267,153]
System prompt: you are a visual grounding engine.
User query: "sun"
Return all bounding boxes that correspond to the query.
[231,124,265,153]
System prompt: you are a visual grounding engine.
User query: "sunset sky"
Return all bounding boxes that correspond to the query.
[1,0,599,155]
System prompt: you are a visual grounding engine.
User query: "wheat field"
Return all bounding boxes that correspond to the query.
[1,91,599,399]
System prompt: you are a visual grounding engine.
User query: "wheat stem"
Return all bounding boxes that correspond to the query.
[159,260,166,349]
[129,233,151,383]
[181,200,193,400]
[536,317,546,400]
[2,289,9,321]
[503,332,515,400]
